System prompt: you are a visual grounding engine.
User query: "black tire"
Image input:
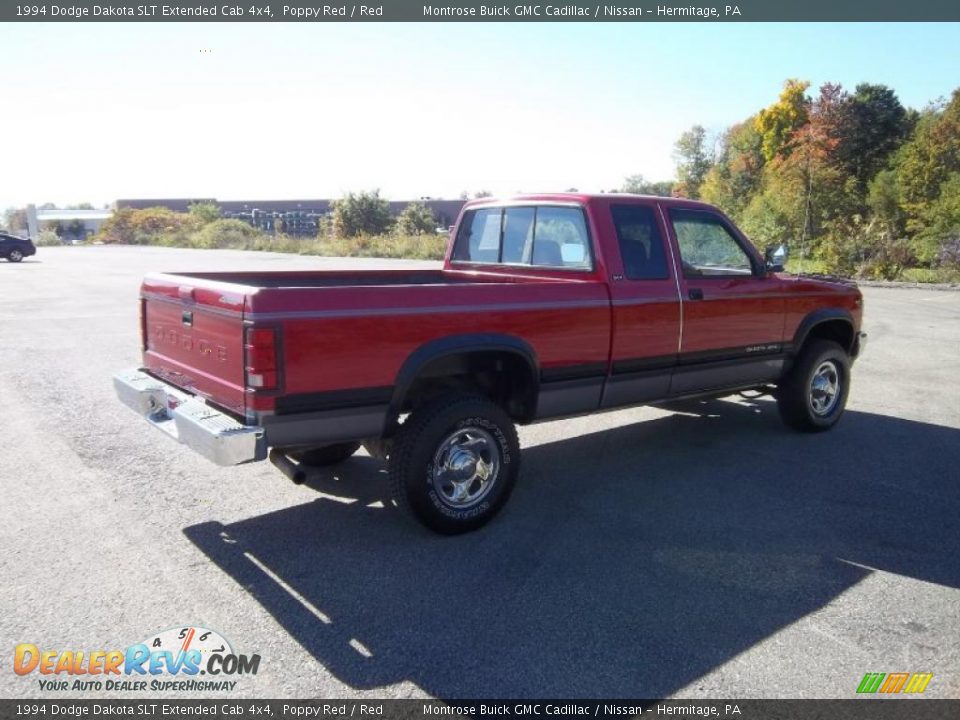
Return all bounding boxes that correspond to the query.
[7,250,23,263]
[389,393,520,535]
[777,339,851,432]
[292,442,361,467]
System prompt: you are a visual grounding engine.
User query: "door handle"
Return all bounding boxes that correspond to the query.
[688,288,704,301]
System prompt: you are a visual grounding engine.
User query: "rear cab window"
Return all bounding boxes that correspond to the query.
[610,204,670,280]
[452,204,593,271]
[457,208,502,263]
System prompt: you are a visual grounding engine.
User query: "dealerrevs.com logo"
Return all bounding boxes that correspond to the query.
[856,672,933,694]
[13,626,261,692]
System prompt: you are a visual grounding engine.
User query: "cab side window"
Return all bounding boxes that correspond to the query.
[610,204,669,280]
[669,209,754,277]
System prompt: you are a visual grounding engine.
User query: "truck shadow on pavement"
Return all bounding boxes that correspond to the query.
[184,398,960,697]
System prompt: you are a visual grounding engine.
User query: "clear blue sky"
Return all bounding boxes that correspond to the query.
[1,22,958,208]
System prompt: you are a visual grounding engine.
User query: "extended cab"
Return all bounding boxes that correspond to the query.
[114,194,866,533]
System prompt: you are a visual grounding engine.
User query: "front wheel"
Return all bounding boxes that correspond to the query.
[7,250,23,262]
[389,393,520,535]
[777,339,851,432]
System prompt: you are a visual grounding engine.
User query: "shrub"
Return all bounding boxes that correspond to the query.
[34,230,64,247]
[194,219,265,249]
[97,207,200,245]
[396,202,437,235]
[330,191,393,237]
[301,232,446,260]
[937,234,960,269]
[817,215,917,279]
[188,202,222,224]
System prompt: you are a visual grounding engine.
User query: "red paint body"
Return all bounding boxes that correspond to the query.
[140,194,862,426]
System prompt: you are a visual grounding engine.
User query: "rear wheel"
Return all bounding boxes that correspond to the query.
[389,393,520,535]
[292,442,361,467]
[777,339,851,432]
[7,249,23,262]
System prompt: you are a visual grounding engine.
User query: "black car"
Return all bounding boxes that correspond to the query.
[0,232,37,262]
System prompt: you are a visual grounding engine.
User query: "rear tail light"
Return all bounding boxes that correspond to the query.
[139,298,148,351]
[244,327,279,390]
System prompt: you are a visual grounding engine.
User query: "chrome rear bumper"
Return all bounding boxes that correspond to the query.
[113,368,266,466]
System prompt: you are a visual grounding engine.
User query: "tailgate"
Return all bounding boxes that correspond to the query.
[141,276,249,417]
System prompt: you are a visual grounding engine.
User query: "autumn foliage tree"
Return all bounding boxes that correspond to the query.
[688,77,959,279]
[620,174,674,196]
[672,125,714,199]
[701,120,765,218]
[97,207,200,245]
[754,79,810,161]
[841,83,911,189]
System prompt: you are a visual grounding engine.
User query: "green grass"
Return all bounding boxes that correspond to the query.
[245,232,446,260]
[96,223,960,281]
[898,266,960,284]
[783,256,960,283]
[95,214,448,260]
[107,229,447,261]
[784,257,831,275]
[292,233,447,260]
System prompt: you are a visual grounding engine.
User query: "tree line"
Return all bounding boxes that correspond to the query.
[638,80,960,280]
[92,193,442,247]
[2,194,443,246]
[6,80,958,279]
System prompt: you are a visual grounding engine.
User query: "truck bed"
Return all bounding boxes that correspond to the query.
[172,269,489,288]
[139,267,612,421]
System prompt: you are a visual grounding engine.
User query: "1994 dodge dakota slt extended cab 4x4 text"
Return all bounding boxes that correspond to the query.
[115,193,866,534]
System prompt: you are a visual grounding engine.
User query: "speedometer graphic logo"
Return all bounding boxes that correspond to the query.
[139,626,234,674]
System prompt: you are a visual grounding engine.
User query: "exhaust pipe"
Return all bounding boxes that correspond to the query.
[269,449,307,485]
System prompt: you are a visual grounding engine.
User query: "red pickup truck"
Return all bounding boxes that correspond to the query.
[114,193,865,534]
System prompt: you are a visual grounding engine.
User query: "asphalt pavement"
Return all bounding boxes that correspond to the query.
[1,246,958,700]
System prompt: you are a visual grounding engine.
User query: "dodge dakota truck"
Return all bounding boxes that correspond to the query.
[114,194,866,534]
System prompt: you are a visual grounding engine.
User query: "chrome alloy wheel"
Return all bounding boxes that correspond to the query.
[431,426,501,509]
[809,360,841,416]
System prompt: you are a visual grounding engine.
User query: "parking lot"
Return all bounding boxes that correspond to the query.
[1,245,958,699]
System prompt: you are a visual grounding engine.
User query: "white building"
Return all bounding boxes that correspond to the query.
[27,205,112,242]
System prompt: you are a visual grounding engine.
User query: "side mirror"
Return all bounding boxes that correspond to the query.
[764,244,788,273]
